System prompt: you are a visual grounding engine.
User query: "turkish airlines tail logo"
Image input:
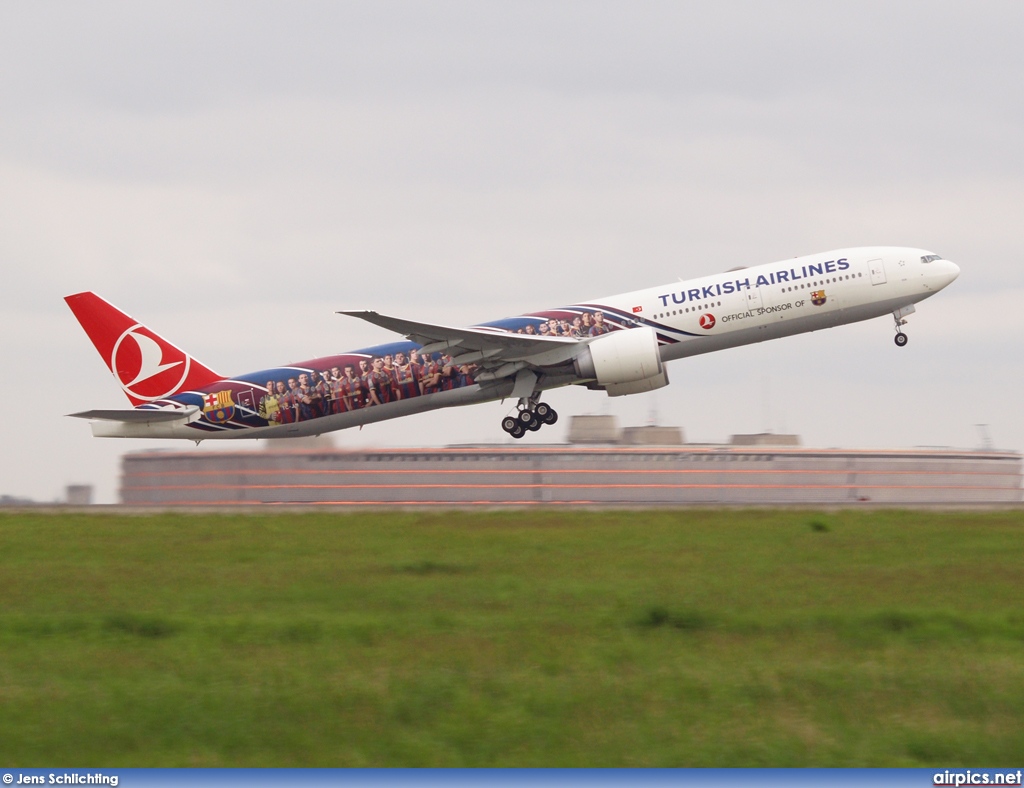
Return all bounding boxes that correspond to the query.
[65,292,223,406]
[123,332,181,385]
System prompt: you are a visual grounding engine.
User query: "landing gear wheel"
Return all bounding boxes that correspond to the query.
[894,332,908,347]
[508,397,558,436]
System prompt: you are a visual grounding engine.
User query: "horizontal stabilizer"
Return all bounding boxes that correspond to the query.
[67,406,200,423]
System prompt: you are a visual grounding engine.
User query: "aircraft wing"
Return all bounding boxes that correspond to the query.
[338,310,580,371]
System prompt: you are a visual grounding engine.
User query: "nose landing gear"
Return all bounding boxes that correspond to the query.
[501,397,558,439]
[892,305,915,348]
[893,315,909,347]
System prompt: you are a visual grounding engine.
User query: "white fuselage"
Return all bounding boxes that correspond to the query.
[599,246,958,363]
[85,246,959,440]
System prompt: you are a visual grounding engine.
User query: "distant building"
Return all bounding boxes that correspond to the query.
[263,435,336,451]
[65,485,94,506]
[120,444,1023,507]
[730,432,801,447]
[0,494,37,507]
[621,425,685,446]
[566,415,622,444]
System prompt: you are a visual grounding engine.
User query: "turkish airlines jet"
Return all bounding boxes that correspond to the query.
[66,247,959,441]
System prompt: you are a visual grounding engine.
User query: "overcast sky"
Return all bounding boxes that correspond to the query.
[2,1,1021,503]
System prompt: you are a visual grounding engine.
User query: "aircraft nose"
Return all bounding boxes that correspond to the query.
[922,257,959,291]
[933,259,962,290]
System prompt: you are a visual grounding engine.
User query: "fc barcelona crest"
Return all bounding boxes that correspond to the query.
[202,390,236,423]
[811,290,827,307]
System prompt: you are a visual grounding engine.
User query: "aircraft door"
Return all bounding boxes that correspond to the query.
[868,258,887,285]
[745,287,763,310]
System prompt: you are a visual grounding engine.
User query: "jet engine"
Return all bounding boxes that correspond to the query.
[573,326,669,396]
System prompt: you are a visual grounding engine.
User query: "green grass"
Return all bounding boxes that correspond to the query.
[1,509,1023,766]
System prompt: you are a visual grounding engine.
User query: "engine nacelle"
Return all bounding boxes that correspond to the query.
[573,327,668,396]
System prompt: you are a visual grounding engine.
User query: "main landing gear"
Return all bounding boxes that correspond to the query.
[501,399,558,439]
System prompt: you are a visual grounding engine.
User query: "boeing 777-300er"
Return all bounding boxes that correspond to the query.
[66,247,959,441]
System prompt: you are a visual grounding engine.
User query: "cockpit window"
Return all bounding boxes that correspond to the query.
[921,254,943,263]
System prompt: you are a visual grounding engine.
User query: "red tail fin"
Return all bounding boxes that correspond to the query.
[65,292,223,406]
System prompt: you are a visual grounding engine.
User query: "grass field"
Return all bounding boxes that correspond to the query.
[1,509,1023,766]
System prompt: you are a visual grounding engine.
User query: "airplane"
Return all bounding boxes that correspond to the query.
[66,246,959,441]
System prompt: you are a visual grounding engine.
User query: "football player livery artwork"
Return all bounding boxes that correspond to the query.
[66,247,959,441]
